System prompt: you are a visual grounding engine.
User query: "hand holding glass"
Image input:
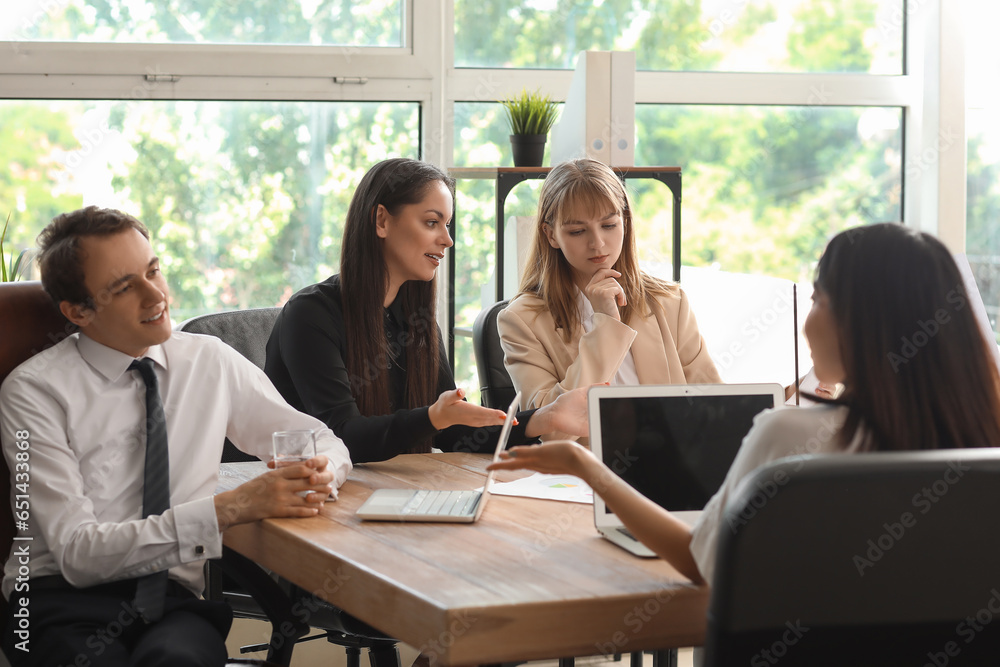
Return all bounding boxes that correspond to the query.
[272,430,317,468]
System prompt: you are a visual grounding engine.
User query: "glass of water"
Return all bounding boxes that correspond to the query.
[272,429,317,468]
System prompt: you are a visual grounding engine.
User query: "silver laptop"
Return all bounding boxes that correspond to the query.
[589,383,784,557]
[356,392,520,522]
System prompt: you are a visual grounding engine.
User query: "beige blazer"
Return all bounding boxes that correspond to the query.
[498,288,722,440]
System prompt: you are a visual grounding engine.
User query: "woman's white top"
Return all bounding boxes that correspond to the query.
[689,404,860,583]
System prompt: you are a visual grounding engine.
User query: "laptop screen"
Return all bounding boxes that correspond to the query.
[597,392,777,512]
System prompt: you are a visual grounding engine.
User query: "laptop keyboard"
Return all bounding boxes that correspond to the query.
[402,489,481,516]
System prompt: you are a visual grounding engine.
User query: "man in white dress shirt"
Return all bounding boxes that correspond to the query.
[0,206,352,666]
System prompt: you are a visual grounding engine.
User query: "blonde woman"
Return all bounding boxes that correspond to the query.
[498,159,720,432]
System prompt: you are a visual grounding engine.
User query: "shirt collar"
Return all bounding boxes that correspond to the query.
[77,333,169,382]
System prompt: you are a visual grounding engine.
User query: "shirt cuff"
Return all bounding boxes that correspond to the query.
[512,408,541,445]
[173,496,223,563]
[410,406,441,438]
[316,429,353,499]
[591,312,637,333]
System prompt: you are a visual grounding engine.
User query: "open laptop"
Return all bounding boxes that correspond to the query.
[589,383,784,556]
[356,392,520,522]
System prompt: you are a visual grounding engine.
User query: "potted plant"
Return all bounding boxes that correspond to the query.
[501,88,560,168]
[1,213,30,282]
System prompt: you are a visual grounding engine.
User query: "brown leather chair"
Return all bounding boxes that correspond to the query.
[0,282,280,666]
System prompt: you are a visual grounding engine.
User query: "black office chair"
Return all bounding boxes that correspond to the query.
[177,307,281,462]
[472,300,515,410]
[705,448,1000,666]
[177,309,401,667]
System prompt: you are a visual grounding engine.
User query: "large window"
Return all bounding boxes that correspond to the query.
[0,100,419,320]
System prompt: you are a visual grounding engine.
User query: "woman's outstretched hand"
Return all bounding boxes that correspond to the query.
[428,387,511,430]
[487,439,596,477]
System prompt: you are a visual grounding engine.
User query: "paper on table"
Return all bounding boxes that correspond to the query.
[489,472,594,504]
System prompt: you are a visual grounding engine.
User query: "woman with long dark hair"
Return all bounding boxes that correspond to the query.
[265,158,587,463]
[498,159,720,425]
[490,222,1000,583]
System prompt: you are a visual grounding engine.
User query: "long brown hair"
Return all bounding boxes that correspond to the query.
[817,223,1000,451]
[340,158,455,452]
[516,159,676,340]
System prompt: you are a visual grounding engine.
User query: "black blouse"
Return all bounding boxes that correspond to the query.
[264,275,536,463]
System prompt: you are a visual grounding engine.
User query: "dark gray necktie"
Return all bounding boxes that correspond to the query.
[129,358,170,623]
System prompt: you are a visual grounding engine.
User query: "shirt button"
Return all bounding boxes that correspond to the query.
[195,545,205,555]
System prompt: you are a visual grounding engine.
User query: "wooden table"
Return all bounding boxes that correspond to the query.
[222,453,709,665]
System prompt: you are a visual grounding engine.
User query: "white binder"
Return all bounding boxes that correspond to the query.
[550,50,635,167]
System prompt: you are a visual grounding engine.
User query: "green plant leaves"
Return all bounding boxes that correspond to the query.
[1,213,10,282]
[502,89,560,135]
[1,212,28,282]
